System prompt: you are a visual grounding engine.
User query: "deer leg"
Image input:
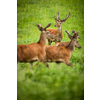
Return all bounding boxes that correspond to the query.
[48,39,51,45]
[43,60,49,68]
[38,58,49,68]
[55,41,58,44]
[43,56,49,68]
[29,62,33,68]
[64,60,73,67]
[34,62,38,66]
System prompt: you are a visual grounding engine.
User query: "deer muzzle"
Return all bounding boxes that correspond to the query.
[78,46,81,49]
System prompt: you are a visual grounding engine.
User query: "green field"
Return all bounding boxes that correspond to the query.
[17,0,84,100]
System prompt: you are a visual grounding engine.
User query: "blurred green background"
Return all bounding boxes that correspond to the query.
[17,0,84,100]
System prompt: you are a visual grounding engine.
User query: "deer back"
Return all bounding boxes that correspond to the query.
[54,42,70,46]
[17,23,51,63]
[45,45,71,62]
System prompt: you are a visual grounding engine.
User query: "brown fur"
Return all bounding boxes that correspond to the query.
[45,30,81,67]
[47,28,63,44]
[17,39,46,63]
[54,42,70,46]
[54,30,81,47]
[45,45,71,62]
[47,12,71,45]
[17,23,54,68]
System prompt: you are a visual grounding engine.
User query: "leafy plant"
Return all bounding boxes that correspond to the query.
[17,0,84,100]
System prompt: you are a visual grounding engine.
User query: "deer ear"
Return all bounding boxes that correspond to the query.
[36,24,42,31]
[39,24,41,27]
[65,30,73,39]
[72,30,75,33]
[47,23,51,27]
[77,35,81,39]
[36,24,40,29]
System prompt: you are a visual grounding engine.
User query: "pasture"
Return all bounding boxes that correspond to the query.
[17,0,84,100]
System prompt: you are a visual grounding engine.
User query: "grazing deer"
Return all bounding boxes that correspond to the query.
[45,30,81,67]
[47,12,71,45]
[54,30,80,47]
[17,23,57,68]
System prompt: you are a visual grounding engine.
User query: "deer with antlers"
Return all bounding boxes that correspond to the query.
[47,12,71,45]
[54,30,80,47]
[17,23,57,68]
[45,30,81,67]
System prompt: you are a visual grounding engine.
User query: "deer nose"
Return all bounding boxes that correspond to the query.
[78,46,81,49]
[54,25,57,27]
[78,36,81,39]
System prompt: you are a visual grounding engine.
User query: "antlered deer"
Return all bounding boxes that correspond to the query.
[54,30,80,47]
[47,12,71,45]
[17,23,57,68]
[45,30,81,67]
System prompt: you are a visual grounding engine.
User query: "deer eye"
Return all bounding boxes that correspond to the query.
[46,31,50,34]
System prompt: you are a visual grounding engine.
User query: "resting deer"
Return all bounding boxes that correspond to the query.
[47,12,71,45]
[45,30,81,67]
[54,30,80,47]
[17,23,57,68]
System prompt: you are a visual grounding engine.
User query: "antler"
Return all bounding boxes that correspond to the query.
[36,24,43,31]
[54,12,60,21]
[44,23,51,30]
[65,30,73,39]
[36,23,51,31]
[72,30,79,34]
[65,30,70,34]
[72,30,80,39]
[60,12,71,22]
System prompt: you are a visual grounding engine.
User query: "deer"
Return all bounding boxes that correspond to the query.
[47,12,71,45]
[17,23,57,68]
[45,30,81,67]
[54,30,80,47]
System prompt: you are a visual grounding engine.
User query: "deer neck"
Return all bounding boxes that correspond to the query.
[66,40,75,53]
[38,33,47,46]
[57,26,62,41]
[58,26,62,37]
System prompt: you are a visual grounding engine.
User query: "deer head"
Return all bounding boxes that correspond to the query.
[65,30,81,49]
[36,23,57,39]
[54,12,71,28]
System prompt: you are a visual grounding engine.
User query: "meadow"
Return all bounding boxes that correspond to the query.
[17,0,84,100]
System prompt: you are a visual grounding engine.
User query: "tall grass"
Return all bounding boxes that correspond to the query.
[17,0,84,100]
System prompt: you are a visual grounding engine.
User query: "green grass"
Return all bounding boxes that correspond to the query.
[17,0,84,100]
